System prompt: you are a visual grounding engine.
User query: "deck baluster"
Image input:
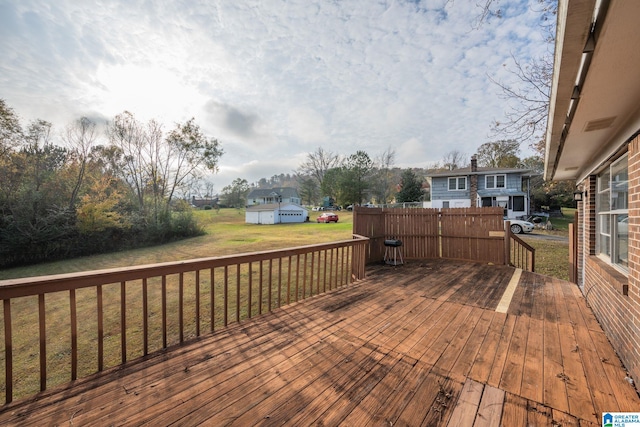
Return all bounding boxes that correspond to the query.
[4,299,12,404]
[38,294,46,391]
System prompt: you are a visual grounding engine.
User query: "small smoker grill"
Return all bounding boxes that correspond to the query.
[383,239,403,266]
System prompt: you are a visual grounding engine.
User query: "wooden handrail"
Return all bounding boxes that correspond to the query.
[505,223,535,272]
[0,235,369,404]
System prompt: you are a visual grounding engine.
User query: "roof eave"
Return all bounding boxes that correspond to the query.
[544,0,597,181]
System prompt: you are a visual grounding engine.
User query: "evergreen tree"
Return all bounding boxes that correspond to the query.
[396,169,424,203]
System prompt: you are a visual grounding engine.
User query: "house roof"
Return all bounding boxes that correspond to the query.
[544,1,640,181]
[426,167,533,178]
[247,187,299,199]
[246,203,307,212]
[477,189,527,197]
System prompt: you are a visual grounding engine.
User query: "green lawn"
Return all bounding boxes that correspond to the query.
[0,209,354,280]
[520,208,574,281]
[0,207,574,282]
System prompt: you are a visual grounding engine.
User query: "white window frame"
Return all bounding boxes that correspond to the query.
[596,153,628,271]
[448,177,467,191]
[485,174,506,189]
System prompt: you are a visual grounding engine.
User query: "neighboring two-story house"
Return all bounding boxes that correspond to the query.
[246,187,301,207]
[426,157,534,219]
[245,187,307,224]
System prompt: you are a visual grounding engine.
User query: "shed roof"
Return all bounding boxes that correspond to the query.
[246,203,307,212]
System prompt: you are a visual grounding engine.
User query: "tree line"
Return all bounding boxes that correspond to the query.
[0,100,223,268]
[222,139,574,212]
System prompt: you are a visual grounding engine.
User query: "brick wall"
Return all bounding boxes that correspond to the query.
[585,175,597,257]
[469,175,478,208]
[581,135,640,389]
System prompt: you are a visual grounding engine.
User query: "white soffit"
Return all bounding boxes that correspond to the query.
[551,0,640,181]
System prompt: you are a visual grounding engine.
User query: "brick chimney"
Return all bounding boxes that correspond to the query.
[470,155,478,207]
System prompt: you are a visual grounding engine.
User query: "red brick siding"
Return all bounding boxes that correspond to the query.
[585,175,596,257]
[581,135,639,389]
[585,257,639,384]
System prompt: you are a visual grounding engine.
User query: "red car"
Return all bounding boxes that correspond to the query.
[317,212,339,223]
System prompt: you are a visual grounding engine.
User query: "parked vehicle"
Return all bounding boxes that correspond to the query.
[505,217,534,234]
[619,214,628,235]
[317,212,339,223]
[525,212,550,224]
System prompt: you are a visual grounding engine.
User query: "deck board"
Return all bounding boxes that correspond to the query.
[447,378,484,426]
[1,259,639,426]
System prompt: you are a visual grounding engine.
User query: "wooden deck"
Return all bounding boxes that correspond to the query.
[1,259,638,426]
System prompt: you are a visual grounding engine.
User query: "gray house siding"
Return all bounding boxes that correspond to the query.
[427,168,531,218]
[431,177,470,200]
[477,173,522,192]
[246,188,301,207]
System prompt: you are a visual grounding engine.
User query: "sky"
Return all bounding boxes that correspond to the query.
[0,0,549,192]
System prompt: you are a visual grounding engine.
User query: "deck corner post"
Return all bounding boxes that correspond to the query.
[504,221,511,266]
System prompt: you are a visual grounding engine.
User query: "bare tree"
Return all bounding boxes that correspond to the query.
[107,111,147,210]
[107,112,223,223]
[163,118,223,210]
[297,147,340,188]
[444,0,556,153]
[441,150,468,170]
[489,54,554,151]
[487,0,557,153]
[0,99,23,157]
[62,117,98,209]
[445,0,502,28]
[372,147,396,204]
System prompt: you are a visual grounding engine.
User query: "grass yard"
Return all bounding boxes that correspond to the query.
[520,208,574,281]
[0,209,354,280]
[520,237,570,281]
[0,207,575,281]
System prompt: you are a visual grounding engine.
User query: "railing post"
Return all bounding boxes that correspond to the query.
[529,250,535,273]
[504,221,511,267]
[569,222,576,283]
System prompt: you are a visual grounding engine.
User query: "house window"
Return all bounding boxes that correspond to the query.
[512,196,525,211]
[596,153,628,269]
[485,175,506,189]
[448,177,467,191]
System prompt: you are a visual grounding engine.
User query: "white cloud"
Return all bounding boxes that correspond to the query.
[0,0,550,188]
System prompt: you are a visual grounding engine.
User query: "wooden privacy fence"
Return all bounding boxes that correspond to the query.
[0,236,369,404]
[354,207,534,271]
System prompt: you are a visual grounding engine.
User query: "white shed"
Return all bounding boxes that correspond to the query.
[245,203,308,225]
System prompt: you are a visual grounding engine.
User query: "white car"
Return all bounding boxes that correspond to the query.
[505,217,534,234]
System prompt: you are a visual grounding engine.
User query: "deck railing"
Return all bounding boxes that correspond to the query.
[0,235,369,404]
[505,223,535,272]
